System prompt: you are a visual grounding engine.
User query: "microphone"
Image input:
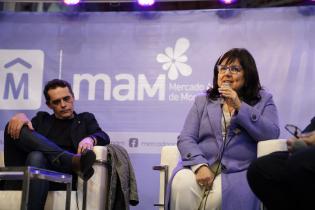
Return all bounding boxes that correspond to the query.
[220,82,231,104]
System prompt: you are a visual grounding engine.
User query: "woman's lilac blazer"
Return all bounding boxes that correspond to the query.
[166,90,280,210]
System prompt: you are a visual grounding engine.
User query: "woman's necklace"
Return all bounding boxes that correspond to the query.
[224,103,234,117]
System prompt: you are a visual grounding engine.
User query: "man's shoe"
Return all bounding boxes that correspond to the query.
[82,168,95,181]
[72,149,96,181]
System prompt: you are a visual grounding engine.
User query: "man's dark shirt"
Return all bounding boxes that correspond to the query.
[47,117,76,153]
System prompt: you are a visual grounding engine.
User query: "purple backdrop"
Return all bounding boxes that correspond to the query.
[0,6,315,210]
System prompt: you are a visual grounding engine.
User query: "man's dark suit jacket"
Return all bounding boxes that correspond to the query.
[31,111,110,149]
[303,116,315,133]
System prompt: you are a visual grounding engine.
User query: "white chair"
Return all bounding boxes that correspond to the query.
[0,146,109,210]
[153,139,288,210]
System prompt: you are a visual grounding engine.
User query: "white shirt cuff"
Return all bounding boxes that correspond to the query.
[191,163,208,173]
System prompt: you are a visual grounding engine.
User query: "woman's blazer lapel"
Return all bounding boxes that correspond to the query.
[206,100,224,147]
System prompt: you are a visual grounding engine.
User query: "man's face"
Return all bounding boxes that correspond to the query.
[47,87,74,119]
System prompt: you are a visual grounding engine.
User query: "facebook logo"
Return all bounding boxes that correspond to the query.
[0,49,44,110]
[129,138,139,148]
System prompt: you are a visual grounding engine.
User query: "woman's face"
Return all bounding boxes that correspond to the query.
[217,58,245,91]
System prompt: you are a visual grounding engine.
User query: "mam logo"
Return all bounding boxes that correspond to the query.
[0,50,44,110]
[72,38,193,101]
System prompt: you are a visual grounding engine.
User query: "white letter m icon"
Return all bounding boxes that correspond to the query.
[0,49,44,110]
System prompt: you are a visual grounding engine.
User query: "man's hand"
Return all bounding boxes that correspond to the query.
[299,131,315,146]
[287,131,315,152]
[8,113,33,140]
[77,137,95,154]
[287,136,299,152]
[195,165,215,190]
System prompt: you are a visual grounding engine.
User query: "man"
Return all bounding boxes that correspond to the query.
[4,79,110,210]
[247,117,315,210]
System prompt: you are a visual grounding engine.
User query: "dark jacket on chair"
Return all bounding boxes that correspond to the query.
[107,144,139,210]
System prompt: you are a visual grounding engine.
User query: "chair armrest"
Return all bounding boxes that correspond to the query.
[153,146,179,209]
[160,146,180,178]
[77,145,108,210]
[93,146,108,164]
[152,165,169,207]
[257,139,287,158]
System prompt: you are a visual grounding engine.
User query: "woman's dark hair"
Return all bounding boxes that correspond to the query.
[207,48,262,105]
[43,79,74,105]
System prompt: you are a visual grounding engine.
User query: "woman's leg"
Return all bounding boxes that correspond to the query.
[171,168,221,210]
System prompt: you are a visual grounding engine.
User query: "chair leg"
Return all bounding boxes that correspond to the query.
[65,181,72,210]
[82,180,87,210]
[153,165,169,209]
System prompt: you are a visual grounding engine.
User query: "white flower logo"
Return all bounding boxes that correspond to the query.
[156,38,192,80]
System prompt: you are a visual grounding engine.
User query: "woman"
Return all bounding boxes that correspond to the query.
[168,48,280,210]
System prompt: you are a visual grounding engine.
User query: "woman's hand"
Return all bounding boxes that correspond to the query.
[218,85,241,110]
[195,165,215,190]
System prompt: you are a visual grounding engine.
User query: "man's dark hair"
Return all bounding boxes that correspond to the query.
[43,79,74,105]
[207,48,262,106]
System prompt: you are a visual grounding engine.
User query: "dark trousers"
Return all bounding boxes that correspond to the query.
[247,147,315,210]
[4,126,74,210]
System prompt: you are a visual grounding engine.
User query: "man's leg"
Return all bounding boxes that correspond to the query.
[4,125,96,180]
[19,126,73,171]
[4,125,73,170]
[3,125,28,167]
[287,146,315,209]
[247,151,296,210]
[25,151,50,210]
[3,125,29,190]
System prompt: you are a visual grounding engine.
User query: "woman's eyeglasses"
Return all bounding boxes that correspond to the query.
[285,124,302,138]
[217,65,242,74]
